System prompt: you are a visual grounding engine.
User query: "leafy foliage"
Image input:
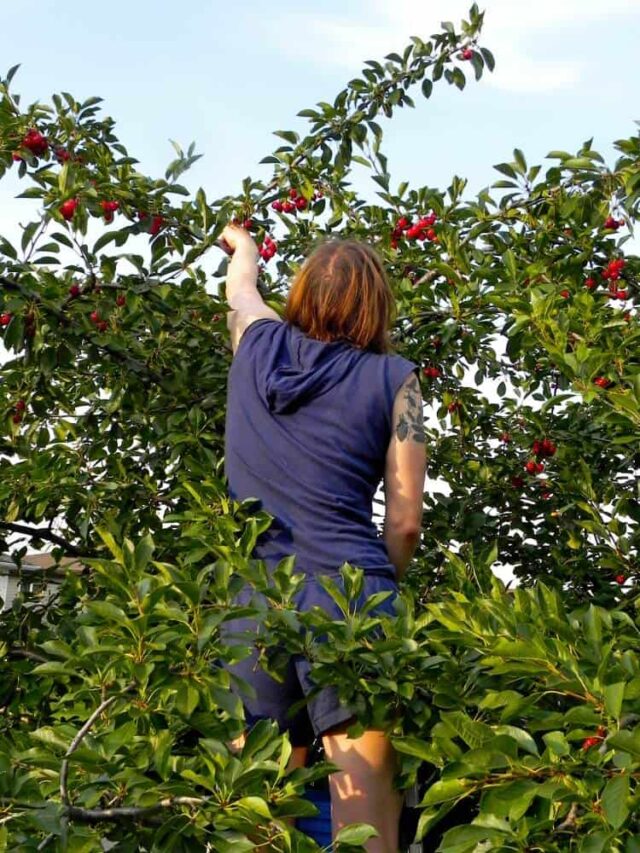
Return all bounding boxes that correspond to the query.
[0,3,639,849]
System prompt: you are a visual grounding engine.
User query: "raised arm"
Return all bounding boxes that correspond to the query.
[221,224,281,353]
[382,371,427,580]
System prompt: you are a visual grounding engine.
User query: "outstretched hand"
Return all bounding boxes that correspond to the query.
[220,223,258,258]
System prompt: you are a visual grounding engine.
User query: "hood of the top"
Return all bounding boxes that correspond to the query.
[264,324,358,414]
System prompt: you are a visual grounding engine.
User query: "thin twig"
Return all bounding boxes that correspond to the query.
[7,647,48,664]
[59,695,118,805]
[557,802,579,831]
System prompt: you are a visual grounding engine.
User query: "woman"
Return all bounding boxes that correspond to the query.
[221,223,426,852]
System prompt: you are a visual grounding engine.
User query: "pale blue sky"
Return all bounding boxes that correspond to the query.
[2,0,639,209]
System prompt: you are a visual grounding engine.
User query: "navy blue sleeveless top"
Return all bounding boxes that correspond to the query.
[224,319,419,580]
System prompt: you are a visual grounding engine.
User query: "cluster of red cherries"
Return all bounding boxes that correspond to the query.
[602,258,628,300]
[258,235,277,262]
[523,437,557,476]
[391,214,438,250]
[89,310,109,333]
[422,366,442,378]
[582,726,607,751]
[604,216,625,230]
[271,187,323,214]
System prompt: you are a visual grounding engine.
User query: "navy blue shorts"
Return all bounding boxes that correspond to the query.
[220,571,399,747]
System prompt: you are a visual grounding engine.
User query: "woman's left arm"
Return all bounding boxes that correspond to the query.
[221,224,281,353]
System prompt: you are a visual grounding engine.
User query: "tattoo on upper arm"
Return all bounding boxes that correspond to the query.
[394,375,425,442]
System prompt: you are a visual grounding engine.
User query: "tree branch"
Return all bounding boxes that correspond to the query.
[59,695,119,805]
[66,796,205,823]
[0,522,94,558]
[7,647,48,664]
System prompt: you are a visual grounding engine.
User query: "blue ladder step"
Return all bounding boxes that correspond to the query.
[297,788,332,847]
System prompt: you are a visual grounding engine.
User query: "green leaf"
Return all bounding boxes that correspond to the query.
[392,736,434,762]
[543,731,570,756]
[95,527,124,563]
[421,779,471,806]
[134,533,155,572]
[175,682,200,716]
[604,682,625,719]
[334,823,379,845]
[273,130,298,144]
[601,775,629,829]
[493,725,539,756]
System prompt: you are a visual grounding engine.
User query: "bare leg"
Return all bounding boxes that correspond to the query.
[229,732,307,771]
[322,725,402,853]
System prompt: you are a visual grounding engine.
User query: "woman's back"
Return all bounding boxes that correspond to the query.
[225,318,418,577]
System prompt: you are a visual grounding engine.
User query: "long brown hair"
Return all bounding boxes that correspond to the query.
[284,239,396,353]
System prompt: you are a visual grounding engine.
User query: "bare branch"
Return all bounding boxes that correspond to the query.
[7,647,48,664]
[59,695,118,805]
[66,796,205,823]
[0,522,93,558]
[557,802,579,831]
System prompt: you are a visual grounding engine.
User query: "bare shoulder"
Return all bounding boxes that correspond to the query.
[227,290,282,354]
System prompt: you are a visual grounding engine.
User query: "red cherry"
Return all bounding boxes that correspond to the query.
[396,217,410,230]
[59,198,79,221]
[282,201,295,214]
[391,239,399,250]
[422,366,441,378]
[604,216,619,230]
[11,413,22,425]
[560,289,570,299]
[447,401,460,413]
[615,574,626,585]
[525,461,537,474]
[15,400,26,413]
[100,200,119,215]
[242,219,253,230]
[581,737,600,750]
[12,151,22,162]
[69,283,81,298]
[406,225,423,240]
[0,313,12,327]
[295,196,308,210]
[55,147,71,163]
[97,320,108,332]
[460,47,474,60]
[288,188,298,199]
[116,294,126,307]
[615,290,629,300]
[90,310,100,324]
[22,130,48,157]
[584,277,596,290]
[541,438,556,457]
[150,215,165,236]
[271,200,284,212]
[426,228,437,241]
[535,462,545,473]
[594,376,611,388]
